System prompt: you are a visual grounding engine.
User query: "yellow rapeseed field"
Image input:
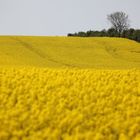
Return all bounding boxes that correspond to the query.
[0,37,140,140]
[0,36,140,68]
[0,68,140,140]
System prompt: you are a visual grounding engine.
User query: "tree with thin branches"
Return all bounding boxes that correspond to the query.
[107,11,130,37]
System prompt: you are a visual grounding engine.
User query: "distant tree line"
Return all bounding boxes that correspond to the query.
[67,28,140,42]
[67,11,140,42]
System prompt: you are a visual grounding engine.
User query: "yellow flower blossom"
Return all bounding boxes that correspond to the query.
[0,68,140,140]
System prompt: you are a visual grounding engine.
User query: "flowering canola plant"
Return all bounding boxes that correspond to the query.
[0,68,140,140]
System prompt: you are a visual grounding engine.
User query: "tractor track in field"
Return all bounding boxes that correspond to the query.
[96,40,140,63]
[105,46,140,63]
[10,37,78,68]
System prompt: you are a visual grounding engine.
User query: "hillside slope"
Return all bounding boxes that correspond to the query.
[0,36,140,69]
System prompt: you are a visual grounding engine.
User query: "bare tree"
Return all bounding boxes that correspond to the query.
[107,11,130,36]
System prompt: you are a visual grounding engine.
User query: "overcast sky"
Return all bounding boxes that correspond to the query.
[0,0,139,36]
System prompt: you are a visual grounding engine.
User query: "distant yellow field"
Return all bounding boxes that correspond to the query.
[0,37,140,140]
[0,36,140,68]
